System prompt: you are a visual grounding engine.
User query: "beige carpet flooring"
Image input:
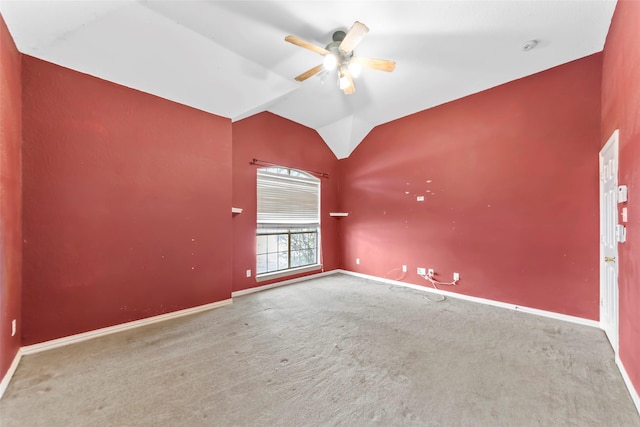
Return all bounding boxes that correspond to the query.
[1,274,639,426]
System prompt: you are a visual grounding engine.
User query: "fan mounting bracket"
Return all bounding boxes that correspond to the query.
[332,30,346,42]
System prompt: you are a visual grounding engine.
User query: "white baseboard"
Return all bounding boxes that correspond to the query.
[339,270,600,328]
[616,354,640,416]
[0,348,23,400]
[21,298,233,356]
[232,269,340,297]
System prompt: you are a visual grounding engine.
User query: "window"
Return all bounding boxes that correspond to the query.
[256,167,320,279]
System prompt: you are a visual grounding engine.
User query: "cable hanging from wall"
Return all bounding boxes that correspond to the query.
[419,272,459,302]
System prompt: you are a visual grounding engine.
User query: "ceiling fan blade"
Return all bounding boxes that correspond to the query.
[353,56,396,72]
[285,35,329,55]
[344,81,356,95]
[295,64,324,82]
[340,68,356,95]
[339,21,369,53]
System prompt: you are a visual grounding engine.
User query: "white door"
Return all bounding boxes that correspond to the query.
[600,130,619,354]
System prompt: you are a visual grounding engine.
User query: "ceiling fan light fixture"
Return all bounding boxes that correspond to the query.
[338,73,350,90]
[323,54,338,70]
[348,61,362,78]
[285,20,395,94]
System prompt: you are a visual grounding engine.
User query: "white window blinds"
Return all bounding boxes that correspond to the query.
[257,168,320,229]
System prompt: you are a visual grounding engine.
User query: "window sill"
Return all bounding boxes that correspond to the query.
[256,264,322,283]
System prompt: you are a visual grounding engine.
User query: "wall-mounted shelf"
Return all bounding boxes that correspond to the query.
[232,207,243,214]
[329,212,349,217]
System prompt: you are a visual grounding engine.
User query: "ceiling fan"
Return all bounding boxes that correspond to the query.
[285,21,396,95]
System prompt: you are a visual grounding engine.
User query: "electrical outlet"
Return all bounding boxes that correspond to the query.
[402,265,407,273]
[246,269,251,278]
[356,258,360,265]
[428,268,434,277]
[417,267,426,276]
[453,272,460,281]
[11,319,16,337]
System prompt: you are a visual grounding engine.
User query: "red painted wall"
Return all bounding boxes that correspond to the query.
[232,112,341,292]
[340,54,602,319]
[601,0,640,400]
[0,14,22,380]
[21,57,233,345]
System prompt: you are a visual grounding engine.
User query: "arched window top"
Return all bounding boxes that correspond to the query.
[260,166,317,181]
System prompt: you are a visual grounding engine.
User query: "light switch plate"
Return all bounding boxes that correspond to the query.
[617,224,626,243]
[618,185,628,203]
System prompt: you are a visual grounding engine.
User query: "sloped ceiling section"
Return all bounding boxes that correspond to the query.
[317,115,374,160]
[0,1,299,119]
[0,0,616,159]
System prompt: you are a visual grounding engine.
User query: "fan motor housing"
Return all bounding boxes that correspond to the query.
[325,40,353,62]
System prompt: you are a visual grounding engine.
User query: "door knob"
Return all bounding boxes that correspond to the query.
[604,256,616,263]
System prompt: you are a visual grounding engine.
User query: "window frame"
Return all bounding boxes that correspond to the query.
[255,167,322,282]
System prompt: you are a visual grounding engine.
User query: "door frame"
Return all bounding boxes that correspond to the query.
[599,129,619,354]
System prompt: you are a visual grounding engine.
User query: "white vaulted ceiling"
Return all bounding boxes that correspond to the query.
[0,0,616,158]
